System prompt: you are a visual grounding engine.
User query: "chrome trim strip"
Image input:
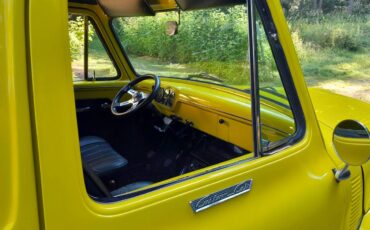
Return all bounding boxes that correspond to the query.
[190,180,253,213]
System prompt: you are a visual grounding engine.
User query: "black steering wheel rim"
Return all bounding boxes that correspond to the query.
[111,74,160,116]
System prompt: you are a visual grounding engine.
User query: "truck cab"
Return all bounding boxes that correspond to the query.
[1,0,370,229]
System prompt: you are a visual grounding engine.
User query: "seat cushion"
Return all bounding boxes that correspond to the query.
[111,181,153,196]
[80,136,128,176]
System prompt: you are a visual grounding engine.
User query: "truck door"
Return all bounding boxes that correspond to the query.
[27,0,359,229]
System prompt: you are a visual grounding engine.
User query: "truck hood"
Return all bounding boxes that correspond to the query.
[308,88,370,167]
[308,88,370,129]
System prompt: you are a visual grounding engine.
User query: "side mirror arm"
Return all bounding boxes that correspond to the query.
[333,164,351,182]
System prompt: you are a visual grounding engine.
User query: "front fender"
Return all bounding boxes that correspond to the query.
[309,88,370,214]
[360,209,370,230]
[363,163,370,213]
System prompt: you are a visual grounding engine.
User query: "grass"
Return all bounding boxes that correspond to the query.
[299,48,370,102]
[72,52,117,81]
[74,44,370,102]
[130,56,200,77]
[302,50,370,82]
[287,14,370,102]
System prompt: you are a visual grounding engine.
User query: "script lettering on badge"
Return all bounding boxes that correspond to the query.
[190,180,252,213]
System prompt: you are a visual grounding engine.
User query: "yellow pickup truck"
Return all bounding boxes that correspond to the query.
[1,0,370,229]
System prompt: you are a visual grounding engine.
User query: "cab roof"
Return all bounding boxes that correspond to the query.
[69,0,244,16]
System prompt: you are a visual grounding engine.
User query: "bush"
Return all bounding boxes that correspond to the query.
[289,14,369,51]
[112,6,248,64]
[69,16,94,60]
[328,28,358,51]
[69,16,85,60]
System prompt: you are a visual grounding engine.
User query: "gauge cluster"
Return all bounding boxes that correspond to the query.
[155,87,176,107]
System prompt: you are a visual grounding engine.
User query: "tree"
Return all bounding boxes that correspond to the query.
[348,0,354,13]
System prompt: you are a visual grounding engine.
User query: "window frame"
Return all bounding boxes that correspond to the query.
[254,0,305,155]
[94,0,306,203]
[69,13,121,81]
[108,3,305,154]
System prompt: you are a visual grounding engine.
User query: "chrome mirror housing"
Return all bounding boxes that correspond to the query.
[333,120,370,181]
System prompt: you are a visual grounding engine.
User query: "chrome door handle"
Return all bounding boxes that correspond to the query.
[190,179,252,213]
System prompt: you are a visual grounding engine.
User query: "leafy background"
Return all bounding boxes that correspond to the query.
[69,0,370,102]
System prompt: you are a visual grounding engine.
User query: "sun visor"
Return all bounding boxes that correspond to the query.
[175,0,245,10]
[98,0,154,16]
[146,0,178,11]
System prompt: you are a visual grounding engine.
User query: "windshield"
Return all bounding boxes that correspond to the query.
[112,5,252,90]
[112,4,288,102]
[111,4,296,149]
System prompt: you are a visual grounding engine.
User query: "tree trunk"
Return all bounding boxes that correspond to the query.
[348,0,354,14]
[318,0,323,12]
[313,0,318,11]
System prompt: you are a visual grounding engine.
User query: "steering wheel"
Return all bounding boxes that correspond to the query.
[111,74,160,116]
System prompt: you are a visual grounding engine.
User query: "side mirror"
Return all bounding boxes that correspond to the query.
[333,119,370,181]
[166,21,178,36]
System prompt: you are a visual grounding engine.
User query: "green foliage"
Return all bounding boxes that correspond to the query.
[68,16,94,60]
[69,16,85,61]
[286,13,370,91]
[289,14,370,51]
[282,0,370,16]
[111,5,281,85]
[188,61,249,85]
[112,6,248,64]
[95,3,369,92]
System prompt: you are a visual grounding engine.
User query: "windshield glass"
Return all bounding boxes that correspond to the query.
[111,4,296,150]
[112,5,252,90]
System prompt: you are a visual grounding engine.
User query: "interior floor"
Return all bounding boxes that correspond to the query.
[76,99,249,198]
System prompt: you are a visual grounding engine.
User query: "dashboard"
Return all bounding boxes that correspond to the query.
[74,79,295,152]
[141,80,295,152]
[154,87,176,108]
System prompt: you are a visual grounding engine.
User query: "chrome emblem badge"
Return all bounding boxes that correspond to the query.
[190,179,252,213]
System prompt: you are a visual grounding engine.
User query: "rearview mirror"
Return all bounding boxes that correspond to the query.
[333,119,370,181]
[166,21,178,36]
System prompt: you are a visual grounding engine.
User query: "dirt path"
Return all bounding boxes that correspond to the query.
[311,79,370,103]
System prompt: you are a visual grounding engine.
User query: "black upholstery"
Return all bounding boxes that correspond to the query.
[80,136,152,197]
[111,181,152,196]
[80,136,128,176]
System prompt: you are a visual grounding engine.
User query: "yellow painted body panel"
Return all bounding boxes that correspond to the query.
[26,0,359,229]
[1,0,369,229]
[308,88,370,130]
[309,88,370,214]
[334,136,370,166]
[360,210,370,230]
[0,0,40,229]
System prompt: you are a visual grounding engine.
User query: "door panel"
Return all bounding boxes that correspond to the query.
[0,0,39,228]
[28,0,355,229]
[36,127,353,229]
[74,81,128,100]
